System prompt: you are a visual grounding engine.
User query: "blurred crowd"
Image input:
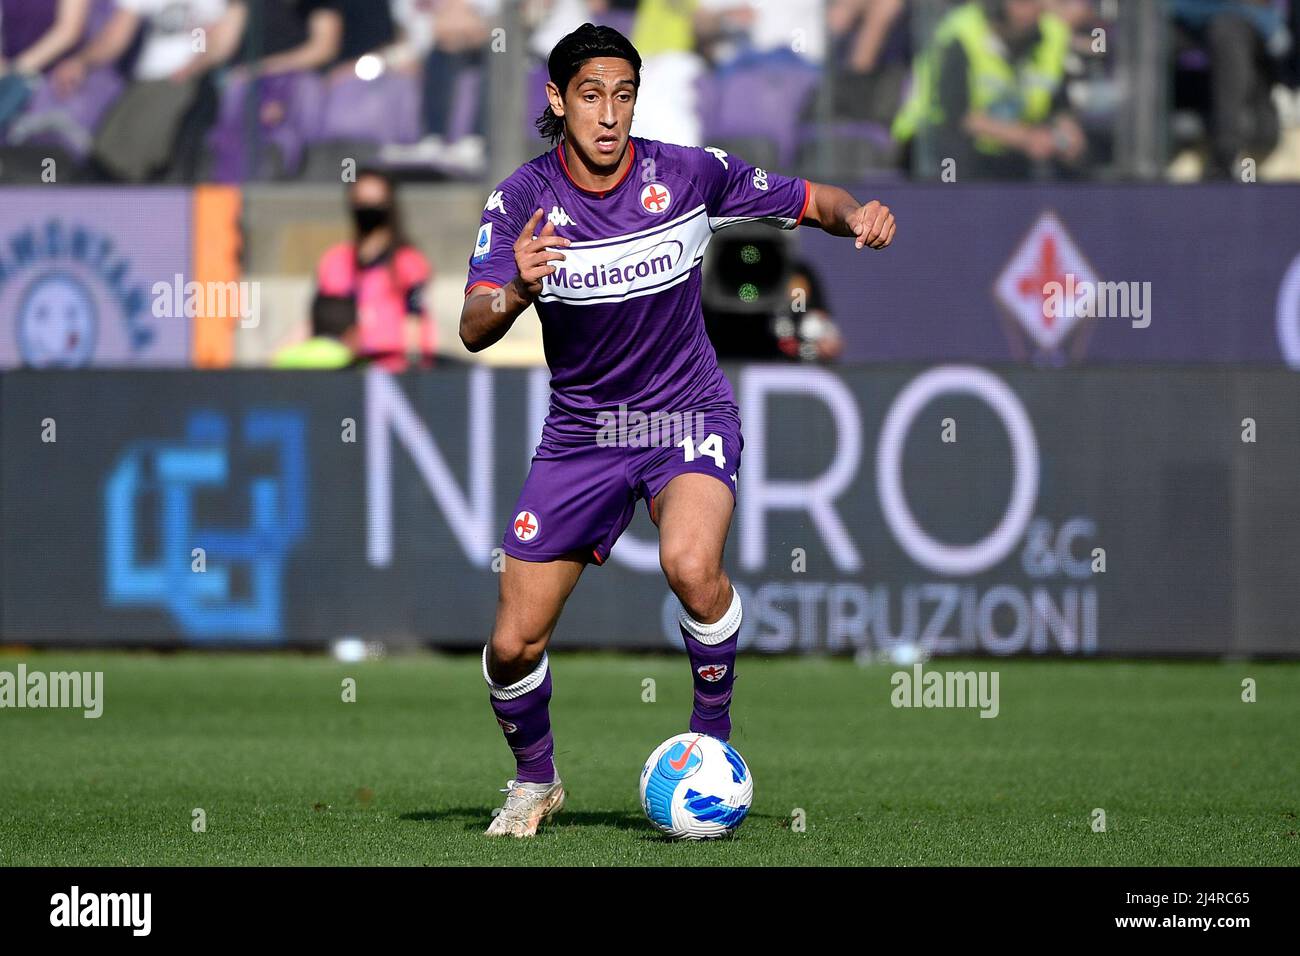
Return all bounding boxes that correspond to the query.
[0,0,1297,183]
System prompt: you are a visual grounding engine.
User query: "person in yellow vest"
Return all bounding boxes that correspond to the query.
[893,0,1085,179]
[273,294,360,370]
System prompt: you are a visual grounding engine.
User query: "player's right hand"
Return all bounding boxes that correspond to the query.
[512,208,570,301]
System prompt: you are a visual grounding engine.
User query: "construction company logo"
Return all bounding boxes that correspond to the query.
[994,211,1099,364]
[752,168,769,191]
[484,190,506,214]
[538,205,710,306]
[548,205,576,227]
[653,364,1101,656]
[697,663,728,683]
[472,222,493,264]
[104,409,308,641]
[513,510,540,542]
[640,182,672,215]
[0,219,156,368]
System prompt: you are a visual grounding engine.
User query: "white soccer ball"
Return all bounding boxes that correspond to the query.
[639,733,754,839]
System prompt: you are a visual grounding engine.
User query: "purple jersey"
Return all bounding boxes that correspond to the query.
[465,137,810,437]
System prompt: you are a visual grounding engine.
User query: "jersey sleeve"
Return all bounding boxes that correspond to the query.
[465,180,529,296]
[695,145,811,231]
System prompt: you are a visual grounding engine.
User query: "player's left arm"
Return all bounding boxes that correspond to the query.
[800,182,896,251]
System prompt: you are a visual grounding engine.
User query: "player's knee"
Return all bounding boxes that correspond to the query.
[662,548,724,619]
[487,630,546,684]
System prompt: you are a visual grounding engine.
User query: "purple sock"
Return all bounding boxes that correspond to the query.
[483,647,555,784]
[679,587,742,741]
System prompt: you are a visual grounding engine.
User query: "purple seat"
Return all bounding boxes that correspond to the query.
[313,70,421,146]
[445,65,482,142]
[6,67,124,158]
[524,62,549,142]
[3,0,124,155]
[698,55,821,168]
[592,9,636,35]
[207,69,326,182]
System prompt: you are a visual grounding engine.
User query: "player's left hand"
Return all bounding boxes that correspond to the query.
[850,200,895,250]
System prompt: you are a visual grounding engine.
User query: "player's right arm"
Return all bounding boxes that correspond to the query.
[459,208,570,353]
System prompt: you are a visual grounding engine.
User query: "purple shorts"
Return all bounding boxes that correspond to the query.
[502,405,743,565]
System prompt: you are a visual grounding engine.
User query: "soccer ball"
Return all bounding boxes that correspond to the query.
[639,733,754,839]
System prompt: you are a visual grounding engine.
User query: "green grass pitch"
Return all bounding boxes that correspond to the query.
[1,650,1297,866]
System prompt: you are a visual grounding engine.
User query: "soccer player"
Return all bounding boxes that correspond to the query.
[461,23,896,837]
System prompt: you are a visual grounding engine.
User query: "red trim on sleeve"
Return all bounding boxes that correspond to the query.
[465,280,502,297]
[591,548,604,565]
[793,179,812,228]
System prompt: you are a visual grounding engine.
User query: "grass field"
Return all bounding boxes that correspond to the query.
[1,650,1297,866]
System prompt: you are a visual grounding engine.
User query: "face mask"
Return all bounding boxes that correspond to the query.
[351,205,391,236]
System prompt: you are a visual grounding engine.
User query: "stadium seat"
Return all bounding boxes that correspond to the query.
[299,71,421,181]
[315,71,421,146]
[697,53,821,170]
[207,70,327,182]
[4,68,125,161]
[796,119,898,181]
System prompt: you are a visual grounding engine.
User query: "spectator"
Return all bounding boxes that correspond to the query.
[892,0,1085,180]
[383,0,500,171]
[0,0,92,75]
[628,0,706,146]
[1172,0,1289,179]
[331,0,397,68]
[0,0,93,133]
[826,0,909,124]
[204,0,344,182]
[695,0,827,69]
[51,0,239,181]
[528,0,601,63]
[773,260,843,363]
[274,293,360,368]
[315,168,434,371]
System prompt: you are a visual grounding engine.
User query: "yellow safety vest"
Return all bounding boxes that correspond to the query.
[893,2,1069,155]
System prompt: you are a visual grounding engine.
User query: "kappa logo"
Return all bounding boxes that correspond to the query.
[513,510,540,542]
[697,663,728,683]
[705,146,729,170]
[640,183,672,215]
[548,205,576,227]
[496,717,518,734]
[752,168,769,191]
[484,190,506,214]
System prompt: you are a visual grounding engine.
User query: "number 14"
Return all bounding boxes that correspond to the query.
[677,433,726,469]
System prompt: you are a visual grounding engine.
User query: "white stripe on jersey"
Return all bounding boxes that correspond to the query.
[537,205,713,306]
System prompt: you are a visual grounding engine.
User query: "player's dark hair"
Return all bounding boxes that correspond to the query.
[535,22,642,145]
